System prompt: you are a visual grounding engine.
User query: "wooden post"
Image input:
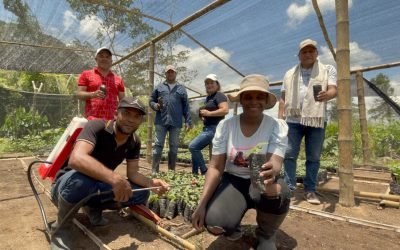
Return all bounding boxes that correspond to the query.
[311,0,336,61]
[355,71,372,167]
[233,102,238,115]
[112,0,231,66]
[146,42,155,163]
[336,0,355,207]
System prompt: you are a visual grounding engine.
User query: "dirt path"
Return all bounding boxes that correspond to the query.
[0,158,399,250]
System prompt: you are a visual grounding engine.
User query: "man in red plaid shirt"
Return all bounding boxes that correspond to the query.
[75,47,125,120]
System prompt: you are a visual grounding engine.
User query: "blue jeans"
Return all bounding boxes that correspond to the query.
[51,170,149,207]
[189,125,216,174]
[283,122,326,192]
[153,125,181,155]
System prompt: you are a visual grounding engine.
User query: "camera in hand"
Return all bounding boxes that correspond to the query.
[313,84,322,101]
[100,84,107,99]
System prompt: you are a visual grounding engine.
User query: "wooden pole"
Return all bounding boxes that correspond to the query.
[112,0,231,66]
[181,228,204,239]
[147,43,155,163]
[130,211,197,250]
[311,0,336,61]
[179,29,244,77]
[335,0,355,207]
[233,102,238,115]
[351,61,400,73]
[355,71,372,167]
[290,205,400,231]
[317,187,400,202]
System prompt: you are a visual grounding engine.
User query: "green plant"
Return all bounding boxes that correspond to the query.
[180,122,203,145]
[1,128,64,154]
[386,160,400,184]
[370,121,400,158]
[0,107,50,139]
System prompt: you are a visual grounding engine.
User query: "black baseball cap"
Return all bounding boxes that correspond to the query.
[118,96,146,115]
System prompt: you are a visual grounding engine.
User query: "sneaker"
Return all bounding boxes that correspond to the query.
[226,227,243,241]
[304,192,321,205]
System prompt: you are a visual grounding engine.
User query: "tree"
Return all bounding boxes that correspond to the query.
[326,99,359,123]
[367,73,395,122]
[1,1,92,74]
[66,0,195,93]
[3,0,41,35]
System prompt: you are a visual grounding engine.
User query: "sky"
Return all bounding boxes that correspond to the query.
[0,0,399,101]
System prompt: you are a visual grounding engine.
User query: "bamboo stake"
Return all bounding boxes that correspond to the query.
[328,176,389,185]
[23,159,110,249]
[179,29,244,77]
[233,102,238,115]
[336,0,355,207]
[352,174,390,183]
[355,71,372,166]
[311,0,336,61]
[147,42,155,164]
[112,0,231,66]
[73,219,112,250]
[317,187,400,202]
[130,210,197,250]
[290,205,400,232]
[351,61,400,73]
[153,71,204,96]
[181,228,205,239]
[380,200,400,209]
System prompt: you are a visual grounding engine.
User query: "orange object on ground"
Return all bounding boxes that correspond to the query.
[129,204,162,225]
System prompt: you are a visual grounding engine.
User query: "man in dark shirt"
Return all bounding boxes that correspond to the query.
[50,96,169,250]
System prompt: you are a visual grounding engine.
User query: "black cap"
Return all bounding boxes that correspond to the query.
[118,96,146,115]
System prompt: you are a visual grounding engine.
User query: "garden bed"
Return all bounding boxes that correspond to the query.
[147,171,204,222]
[1,157,400,250]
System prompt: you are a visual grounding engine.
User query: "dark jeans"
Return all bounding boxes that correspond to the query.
[205,173,290,235]
[51,169,149,207]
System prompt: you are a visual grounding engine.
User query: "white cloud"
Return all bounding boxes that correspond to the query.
[318,41,381,69]
[63,10,76,30]
[62,11,109,41]
[79,15,106,37]
[287,0,353,27]
[391,74,400,95]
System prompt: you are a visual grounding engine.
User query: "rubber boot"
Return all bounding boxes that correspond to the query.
[255,212,287,250]
[82,206,109,226]
[168,152,177,171]
[152,154,162,175]
[50,196,78,250]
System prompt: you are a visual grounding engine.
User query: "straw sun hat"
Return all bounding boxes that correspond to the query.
[227,74,277,109]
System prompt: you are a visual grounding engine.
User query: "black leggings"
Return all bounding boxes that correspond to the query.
[204,173,290,235]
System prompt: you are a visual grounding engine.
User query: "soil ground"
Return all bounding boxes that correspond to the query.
[0,157,399,250]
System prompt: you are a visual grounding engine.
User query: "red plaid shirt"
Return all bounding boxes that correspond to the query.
[78,67,125,119]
